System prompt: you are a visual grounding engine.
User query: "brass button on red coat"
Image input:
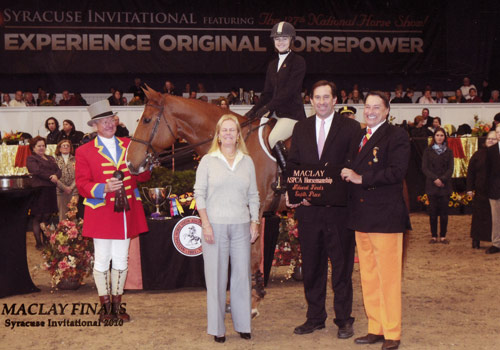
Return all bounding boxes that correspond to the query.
[360,198,364,203]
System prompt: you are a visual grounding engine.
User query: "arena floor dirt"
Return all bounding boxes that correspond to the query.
[2,213,499,350]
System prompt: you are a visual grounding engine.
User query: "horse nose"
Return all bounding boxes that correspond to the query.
[127,161,139,175]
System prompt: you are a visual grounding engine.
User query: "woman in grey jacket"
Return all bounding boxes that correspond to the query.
[422,128,454,243]
[194,114,260,343]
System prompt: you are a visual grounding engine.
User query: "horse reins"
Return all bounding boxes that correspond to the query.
[130,103,269,168]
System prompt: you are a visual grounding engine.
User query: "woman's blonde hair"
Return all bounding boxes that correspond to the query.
[207,114,249,155]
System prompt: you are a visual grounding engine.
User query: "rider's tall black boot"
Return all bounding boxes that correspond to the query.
[271,140,287,194]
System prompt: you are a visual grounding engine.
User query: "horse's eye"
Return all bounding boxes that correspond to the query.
[143,118,152,124]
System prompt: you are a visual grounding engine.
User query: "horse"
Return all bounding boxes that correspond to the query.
[126,86,285,312]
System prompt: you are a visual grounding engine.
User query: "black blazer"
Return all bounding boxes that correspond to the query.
[251,51,306,121]
[486,144,500,199]
[421,147,454,196]
[346,122,410,233]
[287,112,360,221]
[26,154,62,187]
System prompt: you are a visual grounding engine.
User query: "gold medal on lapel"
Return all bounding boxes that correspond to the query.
[373,147,379,163]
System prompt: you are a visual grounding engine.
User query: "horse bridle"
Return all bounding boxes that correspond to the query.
[130,103,177,171]
[130,103,269,171]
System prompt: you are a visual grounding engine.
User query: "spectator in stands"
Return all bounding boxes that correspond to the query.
[9,90,26,107]
[402,88,414,103]
[24,92,36,106]
[216,98,229,109]
[121,96,128,105]
[108,90,124,106]
[467,130,498,249]
[26,136,61,249]
[163,80,179,96]
[467,88,482,103]
[45,92,58,106]
[448,89,466,103]
[128,77,145,102]
[419,88,435,104]
[428,116,442,135]
[45,117,62,144]
[54,140,78,222]
[480,79,491,102]
[252,95,260,105]
[59,90,77,106]
[184,83,192,94]
[199,95,209,103]
[128,92,144,105]
[435,91,448,103]
[74,92,88,106]
[348,89,364,104]
[114,115,130,137]
[422,128,454,244]
[2,93,11,107]
[227,87,242,105]
[36,89,47,106]
[421,108,434,128]
[339,89,349,104]
[410,116,433,138]
[189,91,198,99]
[303,95,311,104]
[391,88,406,103]
[460,77,476,100]
[489,90,499,103]
[197,82,207,93]
[60,119,84,147]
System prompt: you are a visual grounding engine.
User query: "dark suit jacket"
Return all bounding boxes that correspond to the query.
[421,147,454,196]
[26,154,62,187]
[346,122,410,233]
[288,112,360,222]
[486,144,500,199]
[251,51,306,121]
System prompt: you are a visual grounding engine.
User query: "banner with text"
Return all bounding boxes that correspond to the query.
[0,1,446,75]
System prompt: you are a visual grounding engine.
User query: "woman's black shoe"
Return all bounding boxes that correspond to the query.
[239,332,251,340]
[214,336,226,343]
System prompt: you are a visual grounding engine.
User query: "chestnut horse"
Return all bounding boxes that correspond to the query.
[126,86,283,311]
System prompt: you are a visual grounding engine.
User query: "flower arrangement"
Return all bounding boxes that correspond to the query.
[418,192,473,208]
[2,131,24,143]
[417,193,430,206]
[274,210,302,279]
[471,115,491,137]
[449,191,473,208]
[41,197,93,288]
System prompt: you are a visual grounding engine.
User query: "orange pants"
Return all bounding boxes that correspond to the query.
[355,232,403,341]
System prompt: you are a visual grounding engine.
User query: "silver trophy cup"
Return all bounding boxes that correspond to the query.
[142,186,172,218]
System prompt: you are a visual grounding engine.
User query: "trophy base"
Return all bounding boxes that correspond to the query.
[150,212,171,220]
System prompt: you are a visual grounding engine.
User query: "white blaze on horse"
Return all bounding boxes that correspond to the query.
[126,86,286,314]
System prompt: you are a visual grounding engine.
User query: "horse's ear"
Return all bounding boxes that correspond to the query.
[142,84,159,100]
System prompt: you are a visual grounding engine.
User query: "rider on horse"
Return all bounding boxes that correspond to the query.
[245,21,307,189]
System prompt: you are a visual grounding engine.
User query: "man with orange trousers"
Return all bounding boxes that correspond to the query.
[341,91,410,350]
[76,100,150,322]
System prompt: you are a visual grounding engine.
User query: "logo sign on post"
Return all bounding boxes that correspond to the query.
[172,216,203,257]
[286,165,344,205]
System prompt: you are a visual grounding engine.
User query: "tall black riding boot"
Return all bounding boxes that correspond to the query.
[271,140,287,194]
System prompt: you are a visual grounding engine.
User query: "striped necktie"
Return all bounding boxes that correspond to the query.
[359,128,372,151]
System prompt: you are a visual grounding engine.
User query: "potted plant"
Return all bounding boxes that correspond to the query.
[41,197,94,289]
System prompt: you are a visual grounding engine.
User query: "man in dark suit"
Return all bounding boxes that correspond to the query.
[486,124,500,254]
[287,80,360,339]
[341,91,410,350]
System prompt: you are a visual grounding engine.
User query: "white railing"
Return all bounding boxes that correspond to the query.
[0,104,498,138]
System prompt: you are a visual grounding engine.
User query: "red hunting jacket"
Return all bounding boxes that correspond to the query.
[75,136,150,239]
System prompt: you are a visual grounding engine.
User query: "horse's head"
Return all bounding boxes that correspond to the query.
[127,85,178,174]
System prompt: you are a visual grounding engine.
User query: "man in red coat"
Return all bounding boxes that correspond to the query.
[76,100,150,322]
